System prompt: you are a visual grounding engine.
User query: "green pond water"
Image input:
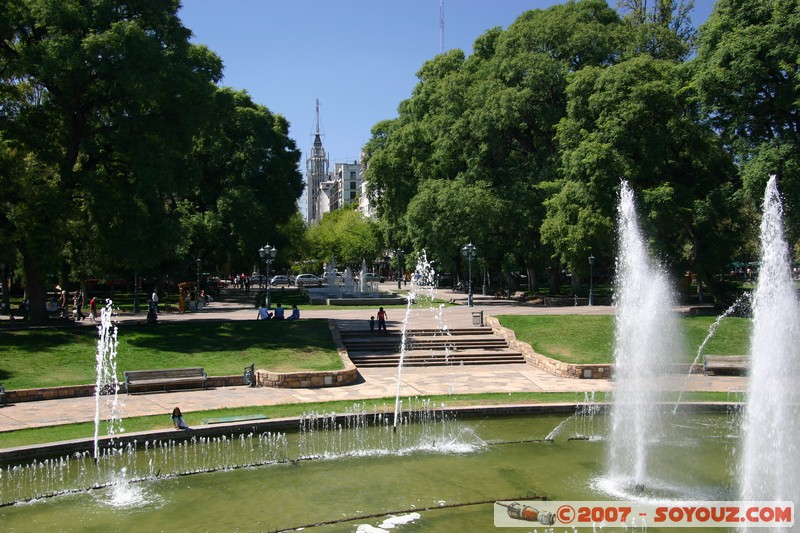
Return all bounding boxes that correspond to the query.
[0,410,739,532]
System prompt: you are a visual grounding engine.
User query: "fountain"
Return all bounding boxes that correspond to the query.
[604,181,682,496]
[393,251,440,430]
[360,258,369,294]
[93,300,123,460]
[4,180,796,530]
[739,175,800,507]
[343,266,355,296]
[304,256,404,305]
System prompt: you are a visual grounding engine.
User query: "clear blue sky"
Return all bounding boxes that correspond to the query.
[179,0,717,183]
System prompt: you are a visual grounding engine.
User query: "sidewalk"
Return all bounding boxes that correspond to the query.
[0,285,747,433]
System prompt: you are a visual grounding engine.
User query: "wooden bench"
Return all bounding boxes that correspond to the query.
[704,355,749,375]
[124,367,207,394]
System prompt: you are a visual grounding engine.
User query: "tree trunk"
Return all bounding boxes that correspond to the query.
[23,253,48,323]
[525,262,539,293]
[571,271,581,296]
[549,261,560,295]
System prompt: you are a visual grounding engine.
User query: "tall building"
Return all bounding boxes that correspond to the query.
[330,161,361,211]
[305,99,330,225]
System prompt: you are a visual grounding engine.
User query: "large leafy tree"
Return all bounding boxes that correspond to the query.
[181,87,304,276]
[306,205,382,268]
[364,0,625,291]
[545,55,740,301]
[694,0,800,240]
[0,0,222,321]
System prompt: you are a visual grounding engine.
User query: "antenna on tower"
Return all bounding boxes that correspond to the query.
[439,0,445,53]
[315,98,321,135]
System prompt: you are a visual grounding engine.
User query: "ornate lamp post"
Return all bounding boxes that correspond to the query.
[195,258,201,290]
[395,248,404,290]
[461,242,477,307]
[259,244,277,307]
[588,254,595,306]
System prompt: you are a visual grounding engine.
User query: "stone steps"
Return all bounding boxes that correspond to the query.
[348,349,526,367]
[340,326,526,368]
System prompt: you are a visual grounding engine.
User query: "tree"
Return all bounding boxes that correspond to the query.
[181,87,304,276]
[364,1,625,291]
[306,206,382,268]
[546,54,741,301]
[694,0,800,240]
[0,0,222,321]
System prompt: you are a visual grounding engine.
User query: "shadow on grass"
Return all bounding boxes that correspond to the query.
[0,328,97,354]
[123,319,334,354]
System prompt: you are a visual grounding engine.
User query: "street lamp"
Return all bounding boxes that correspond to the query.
[461,242,477,307]
[588,254,595,306]
[394,248,404,290]
[259,244,277,307]
[195,258,201,290]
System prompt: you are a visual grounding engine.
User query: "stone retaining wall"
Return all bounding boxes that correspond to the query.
[486,316,612,379]
[254,319,359,388]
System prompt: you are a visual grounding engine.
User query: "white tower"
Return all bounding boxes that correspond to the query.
[305,99,330,224]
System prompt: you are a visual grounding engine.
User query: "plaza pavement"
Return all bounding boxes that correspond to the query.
[0,285,747,434]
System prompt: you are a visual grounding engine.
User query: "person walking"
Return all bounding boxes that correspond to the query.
[150,289,159,314]
[377,307,388,334]
[74,290,86,321]
[89,296,97,322]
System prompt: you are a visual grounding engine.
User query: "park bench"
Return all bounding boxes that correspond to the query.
[0,383,5,407]
[124,367,207,394]
[703,355,748,376]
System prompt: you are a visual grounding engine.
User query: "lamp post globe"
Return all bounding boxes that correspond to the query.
[588,254,595,306]
[461,242,477,307]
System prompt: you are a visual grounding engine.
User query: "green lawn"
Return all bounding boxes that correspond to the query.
[497,314,751,364]
[0,391,739,450]
[0,320,341,389]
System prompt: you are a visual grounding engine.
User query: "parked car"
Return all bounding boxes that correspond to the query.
[294,274,324,287]
[249,274,267,286]
[269,275,291,286]
[362,273,385,283]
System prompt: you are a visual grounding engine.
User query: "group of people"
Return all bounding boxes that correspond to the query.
[257,303,300,321]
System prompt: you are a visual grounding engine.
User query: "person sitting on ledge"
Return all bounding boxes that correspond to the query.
[288,304,300,320]
[274,303,285,320]
[257,306,272,320]
[171,407,188,430]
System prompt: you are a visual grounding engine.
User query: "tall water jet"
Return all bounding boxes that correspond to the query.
[606,181,681,493]
[739,176,800,506]
[93,300,123,460]
[393,251,439,430]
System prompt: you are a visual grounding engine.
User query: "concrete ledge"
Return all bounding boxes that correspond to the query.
[486,316,613,379]
[254,319,359,388]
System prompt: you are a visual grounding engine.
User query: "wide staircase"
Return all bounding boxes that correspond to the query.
[339,322,526,367]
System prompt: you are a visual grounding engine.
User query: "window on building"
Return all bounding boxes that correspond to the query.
[350,191,356,200]
[350,171,356,179]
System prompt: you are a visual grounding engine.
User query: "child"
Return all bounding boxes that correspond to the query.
[369,315,375,335]
[171,407,188,429]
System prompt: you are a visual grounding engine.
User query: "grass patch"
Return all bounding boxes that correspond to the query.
[0,320,341,389]
[0,390,739,450]
[498,314,751,364]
